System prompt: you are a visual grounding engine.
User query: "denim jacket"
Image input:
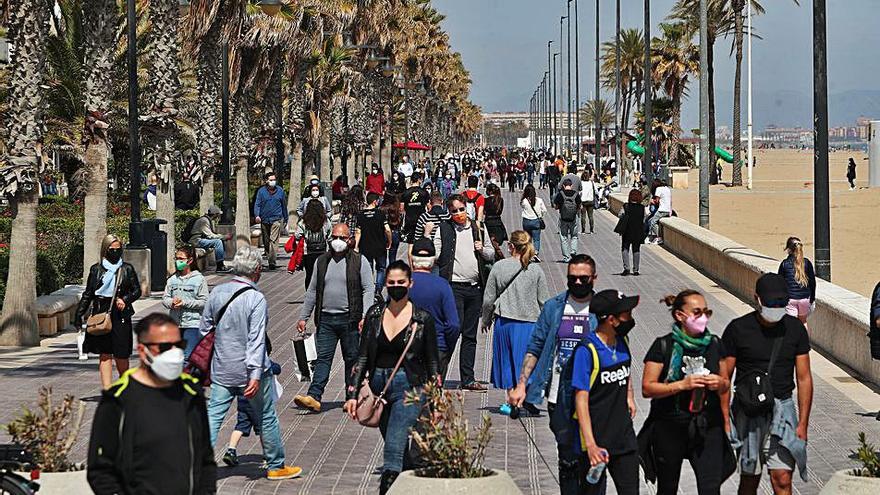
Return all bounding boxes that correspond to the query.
[525,291,598,405]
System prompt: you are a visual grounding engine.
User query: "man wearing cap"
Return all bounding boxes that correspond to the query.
[555,288,639,495]
[722,273,812,495]
[408,238,460,379]
[188,204,232,273]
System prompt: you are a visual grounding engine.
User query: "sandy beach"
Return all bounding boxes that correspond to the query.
[671,149,877,297]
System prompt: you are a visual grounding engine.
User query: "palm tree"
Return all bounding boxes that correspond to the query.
[652,22,698,167]
[82,0,118,279]
[143,0,182,275]
[578,99,614,130]
[600,28,644,136]
[0,0,50,346]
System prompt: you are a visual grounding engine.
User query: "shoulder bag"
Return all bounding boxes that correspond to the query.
[85,271,121,336]
[356,322,418,427]
[184,285,254,385]
[734,331,785,416]
[526,200,545,230]
[614,204,630,235]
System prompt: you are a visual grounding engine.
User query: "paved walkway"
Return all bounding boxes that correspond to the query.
[1,188,879,494]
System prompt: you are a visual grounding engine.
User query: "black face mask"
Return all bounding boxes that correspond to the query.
[615,318,636,337]
[106,248,122,264]
[387,286,408,302]
[567,280,593,299]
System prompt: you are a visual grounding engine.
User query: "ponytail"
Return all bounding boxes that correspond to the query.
[661,290,702,318]
[509,230,535,269]
[786,237,808,287]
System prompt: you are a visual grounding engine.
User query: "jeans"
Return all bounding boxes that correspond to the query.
[370,368,423,472]
[580,202,595,233]
[207,376,286,469]
[527,171,534,185]
[649,211,670,238]
[539,173,547,188]
[308,312,360,402]
[366,254,387,299]
[451,283,482,386]
[387,230,401,267]
[181,327,200,363]
[261,220,283,266]
[522,217,542,253]
[197,238,225,262]
[622,240,641,272]
[559,220,578,261]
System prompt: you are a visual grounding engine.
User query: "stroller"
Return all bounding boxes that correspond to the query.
[594,180,618,210]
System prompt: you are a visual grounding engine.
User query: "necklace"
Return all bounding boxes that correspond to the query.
[596,333,618,361]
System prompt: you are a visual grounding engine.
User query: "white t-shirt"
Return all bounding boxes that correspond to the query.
[521,198,547,220]
[398,161,414,178]
[656,185,672,213]
[580,181,596,202]
[548,299,591,404]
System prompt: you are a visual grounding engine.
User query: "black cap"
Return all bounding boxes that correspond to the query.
[412,238,436,257]
[591,289,640,319]
[756,273,789,307]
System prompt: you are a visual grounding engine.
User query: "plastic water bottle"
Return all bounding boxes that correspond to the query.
[586,450,608,484]
[499,403,512,416]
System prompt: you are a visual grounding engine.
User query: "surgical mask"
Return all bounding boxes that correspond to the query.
[268,180,276,187]
[760,306,786,324]
[615,318,636,337]
[330,239,348,253]
[683,314,709,336]
[174,260,188,272]
[452,212,468,224]
[567,280,593,299]
[145,347,184,381]
[387,286,408,302]
[445,174,451,179]
[106,248,122,264]
[310,189,320,198]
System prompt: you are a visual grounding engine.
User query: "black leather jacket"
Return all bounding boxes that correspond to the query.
[75,262,142,327]
[347,302,441,400]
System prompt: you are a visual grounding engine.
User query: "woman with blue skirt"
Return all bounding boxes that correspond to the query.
[482,231,551,399]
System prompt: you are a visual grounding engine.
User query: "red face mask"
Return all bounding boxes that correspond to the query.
[452,212,468,224]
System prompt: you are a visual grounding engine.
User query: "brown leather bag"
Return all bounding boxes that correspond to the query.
[85,272,120,336]
[356,323,418,427]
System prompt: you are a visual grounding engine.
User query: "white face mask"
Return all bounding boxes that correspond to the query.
[330,238,348,253]
[760,306,787,324]
[310,189,320,198]
[268,180,276,187]
[145,347,185,381]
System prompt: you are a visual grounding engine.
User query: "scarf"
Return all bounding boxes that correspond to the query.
[96,258,123,298]
[666,323,714,383]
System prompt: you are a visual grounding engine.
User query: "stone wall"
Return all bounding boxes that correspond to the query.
[608,193,880,386]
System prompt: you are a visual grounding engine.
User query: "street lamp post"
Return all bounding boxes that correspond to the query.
[547,41,553,151]
[566,1,572,158]
[813,0,831,280]
[127,0,144,246]
[559,16,566,152]
[553,52,560,154]
[615,0,621,182]
[595,0,601,166]
[219,41,233,225]
[574,0,581,163]
[643,0,652,178]
[699,0,710,228]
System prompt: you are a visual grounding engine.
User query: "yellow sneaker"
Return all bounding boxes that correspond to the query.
[293,394,321,413]
[267,465,303,480]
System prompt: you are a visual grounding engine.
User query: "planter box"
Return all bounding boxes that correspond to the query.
[16,470,91,495]
[820,469,880,495]
[387,469,522,494]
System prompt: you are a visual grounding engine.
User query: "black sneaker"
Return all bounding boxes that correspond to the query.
[267,264,278,271]
[522,402,541,417]
[620,269,631,276]
[633,271,640,276]
[223,448,239,467]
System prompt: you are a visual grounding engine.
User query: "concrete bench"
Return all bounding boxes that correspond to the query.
[34,294,80,336]
[193,246,217,273]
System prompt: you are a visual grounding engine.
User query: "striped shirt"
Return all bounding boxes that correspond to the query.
[414,205,451,241]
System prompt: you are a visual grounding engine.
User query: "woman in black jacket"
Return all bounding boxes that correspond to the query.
[344,260,440,494]
[617,189,647,276]
[76,234,142,389]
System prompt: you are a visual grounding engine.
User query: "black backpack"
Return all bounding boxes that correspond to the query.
[559,192,578,222]
[734,333,784,416]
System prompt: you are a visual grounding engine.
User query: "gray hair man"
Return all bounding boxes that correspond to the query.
[199,245,301,481]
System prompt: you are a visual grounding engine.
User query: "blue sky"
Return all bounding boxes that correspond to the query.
[432,0,880,128]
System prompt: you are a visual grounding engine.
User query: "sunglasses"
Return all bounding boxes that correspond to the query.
[567,275,593,284]
[141,340,187,353]
[330,235,349,241]
[682,308,713,318]
[451,207,467,213]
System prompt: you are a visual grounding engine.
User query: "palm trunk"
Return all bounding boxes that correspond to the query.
[731,3,745,186]
[235,159,251,248]
[670,88,683,167]
[320,143,331,182]
[287,142,303,229]
[708,38,718,185]
[82,144,108,280]
[0,191,40,345]
[200,173,214,212]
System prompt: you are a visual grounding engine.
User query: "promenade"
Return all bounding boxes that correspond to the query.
[1,189,879,494]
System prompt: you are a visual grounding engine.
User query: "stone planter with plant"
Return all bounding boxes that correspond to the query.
[388,382,522,494]
[820,432,880,495]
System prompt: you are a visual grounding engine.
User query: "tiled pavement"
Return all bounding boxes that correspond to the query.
[2,188,880,494]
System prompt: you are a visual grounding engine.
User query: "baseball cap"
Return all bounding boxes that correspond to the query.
[590,289,640,319]
[206,204,222,216]
[756,273,789,307]
[411,238,436,258]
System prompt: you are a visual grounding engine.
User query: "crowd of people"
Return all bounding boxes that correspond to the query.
[73,146,880,495]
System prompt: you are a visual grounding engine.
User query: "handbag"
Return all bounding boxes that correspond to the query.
[287,237,305,272]
[614,204,630,235]
[356,323,418,427]
[734,331,784,416]
[526,201,545,230]
[184,285,254,385]
[85,271,121,336]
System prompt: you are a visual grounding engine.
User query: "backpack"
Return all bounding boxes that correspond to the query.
[465,191,481,221]
[305,227,327,254]
[182,215,201,243]
[559,191,578,222]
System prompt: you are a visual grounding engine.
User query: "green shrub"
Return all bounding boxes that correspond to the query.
[851,432,880,478]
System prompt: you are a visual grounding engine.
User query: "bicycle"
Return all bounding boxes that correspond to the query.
[0,445,39,495]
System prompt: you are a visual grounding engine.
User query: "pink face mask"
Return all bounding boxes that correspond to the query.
[683,314,709,336]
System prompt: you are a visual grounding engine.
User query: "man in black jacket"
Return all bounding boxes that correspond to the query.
[87,313,216,494]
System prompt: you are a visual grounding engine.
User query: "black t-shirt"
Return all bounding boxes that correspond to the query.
[721,312,811,400]
[644,333,726,424]
[376,327,407,368]
[127,379,191,494]
[402,187,429,236]
[356,208,388,260]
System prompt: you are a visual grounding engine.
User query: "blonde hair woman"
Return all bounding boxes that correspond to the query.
[75,234,142,389]
[481,231,551,409]
[777,236,816,326]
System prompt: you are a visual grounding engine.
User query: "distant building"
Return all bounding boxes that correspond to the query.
[761,125,813,144]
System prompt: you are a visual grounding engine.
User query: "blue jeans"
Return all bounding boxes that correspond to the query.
[387,230,401,267]
[559,220,578,260]
[522,218,542,252]
[366,255,387,298]
[308,313,360,402]
[197,238,225,262]
[207,376,285,469]
[181,327,200,363]
[370,368,423,472]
